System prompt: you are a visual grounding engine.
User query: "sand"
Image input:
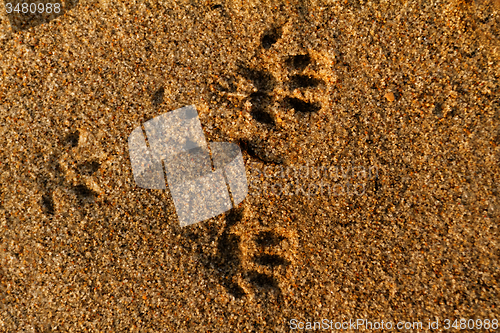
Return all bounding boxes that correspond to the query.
[0,0,499,331]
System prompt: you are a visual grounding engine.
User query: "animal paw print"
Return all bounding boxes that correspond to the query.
[210,23,333,164]
[40,129,104,217]
[212,206,298,301]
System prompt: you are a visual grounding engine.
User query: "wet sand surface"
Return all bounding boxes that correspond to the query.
[0,0,499,331]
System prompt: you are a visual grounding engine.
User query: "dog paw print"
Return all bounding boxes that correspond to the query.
[209,23,332,164]
[40,129,104,217]
[211,206,298,301]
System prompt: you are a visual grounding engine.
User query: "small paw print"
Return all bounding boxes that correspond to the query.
[40,129,105,217]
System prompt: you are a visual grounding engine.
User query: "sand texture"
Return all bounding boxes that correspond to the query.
[0,0,499,331]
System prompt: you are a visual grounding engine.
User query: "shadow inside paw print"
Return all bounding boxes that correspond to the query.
[65,131,80,147]
[41,194,55,216]
[261,26,283,50]
[77,160,100,176]
[254,254,290,267]
[285,54,312,71]
[210,208,246,298]
[151,87,165,107]
[238,66,277,92]
[284,96,322,113]
[249,92,275,126]
[247,271,280,290]
[237,138,284,165]
[289,74,324,89]
[73,184,98,202]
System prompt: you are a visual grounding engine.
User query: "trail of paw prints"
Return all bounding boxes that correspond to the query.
[210,22,334,164]
[40,129,104,218]
[211,206,298,301]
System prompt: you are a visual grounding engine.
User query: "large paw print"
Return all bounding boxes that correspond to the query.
[211,206,298,301]
[210,23,333,164]
[40,129,104,218]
